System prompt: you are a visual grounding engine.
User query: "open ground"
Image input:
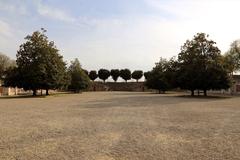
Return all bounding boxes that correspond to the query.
[0,92,240,160]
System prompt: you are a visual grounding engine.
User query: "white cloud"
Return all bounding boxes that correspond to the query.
[144,0,240,52]
[37,1,76,23]
[0,20,13,38]
[0,1,27,15]
[1,0,240,71]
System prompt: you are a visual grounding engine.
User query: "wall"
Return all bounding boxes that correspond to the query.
[88,82,147,92]
[0,87,18,96]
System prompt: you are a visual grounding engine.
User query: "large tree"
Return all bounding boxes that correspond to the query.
[178,33,230,96]
[11,28,68,96]
[110,69,120,82]
[120,69,131,82]
[98,69,110,83]
[68,58,90,93]
[132,70,143,82]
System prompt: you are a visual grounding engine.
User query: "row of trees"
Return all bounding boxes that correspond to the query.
[1,30,239,96]
[2,29,90,96]
[145,33,236,96]
[87,69,144,83]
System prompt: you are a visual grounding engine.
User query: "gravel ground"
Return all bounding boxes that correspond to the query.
[0,92,240,160]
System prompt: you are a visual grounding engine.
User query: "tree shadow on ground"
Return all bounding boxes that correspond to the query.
[83,92,233,109]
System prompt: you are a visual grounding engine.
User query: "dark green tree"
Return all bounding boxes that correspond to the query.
[131,70,143,82]
[4,66,20,88]
[89,70,98,81]
[15,28,68,96]
[98,69,110,83]
[110,69,120,82]
[143,71,151,81]
[0,53,15,82]
[120,69,131,82]
[145,58,172,93]
[68,58,90,93]
[178,33,230,96]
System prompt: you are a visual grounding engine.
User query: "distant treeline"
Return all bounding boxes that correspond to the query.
[85,69,145,83]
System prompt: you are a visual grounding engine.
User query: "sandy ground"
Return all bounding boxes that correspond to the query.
[0,92,240,160]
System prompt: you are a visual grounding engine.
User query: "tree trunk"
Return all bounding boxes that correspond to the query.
[46,89,49,96]
[33,89,37,96]
[191,90,194,96]
[204,90,207,96]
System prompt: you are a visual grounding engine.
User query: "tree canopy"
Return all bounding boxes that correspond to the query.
[177,33,230,96]
[98,69,110,83]
[143,71,150,81]
[68,58,90,93]
[110,69,120,82]
[120,69,131,82]
[145,58,173,93]
[131,70,143,82]
[0,53,15,81]
[89,70,98,81]
[5,29,68,96]
[223,40,240,74]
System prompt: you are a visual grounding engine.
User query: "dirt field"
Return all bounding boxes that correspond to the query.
[0,92,240,160]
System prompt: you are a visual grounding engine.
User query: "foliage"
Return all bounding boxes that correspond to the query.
[177,33,230,96]
[223,40,240,74]
[4,67,20,87]
[120,69,131,82]
[143,71,151,81]
[0,53,15,81]
[83,69,89,75]
[132,70,143,82]
[68,58,90,93]
[98,69,110,83]
[145,58,173,93]
[89,70,98,81]
[110,69,120,82]
[5,29,68,96]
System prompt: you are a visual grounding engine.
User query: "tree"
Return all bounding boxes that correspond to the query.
[98,69,110,83]
[89,70,98,81]
[120,69,131,82]
[145,58,172,93]
[15,28,68,96]
[110,69,120,82]
[177,33,230,96]
[0,53,15,81]
[132,70,143,82]
[4,66,20,88]
[143,71,150,81]
[223,40,240,74]
[68,58,90,93]
[83,69,89,76]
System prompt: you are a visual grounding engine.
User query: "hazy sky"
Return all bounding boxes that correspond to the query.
[0,0,240,72]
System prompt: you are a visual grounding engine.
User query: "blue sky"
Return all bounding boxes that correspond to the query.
[1,0,240,73]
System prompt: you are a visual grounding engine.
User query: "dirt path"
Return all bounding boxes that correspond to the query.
[0,92,240,160]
